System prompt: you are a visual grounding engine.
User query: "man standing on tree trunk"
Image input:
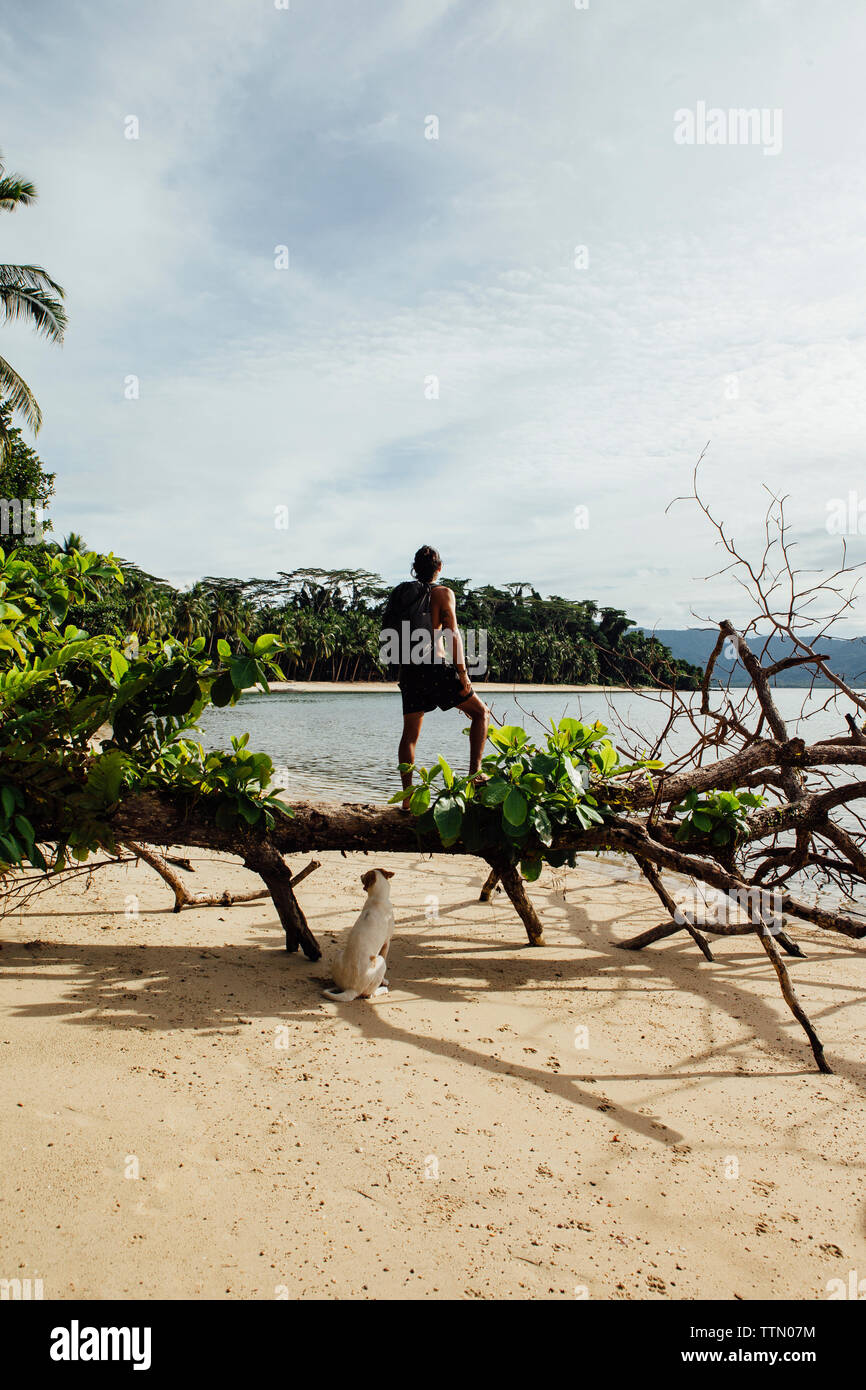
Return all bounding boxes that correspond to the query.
[380,545,489,810]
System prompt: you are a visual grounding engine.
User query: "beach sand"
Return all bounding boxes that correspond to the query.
[2,849,864,1301]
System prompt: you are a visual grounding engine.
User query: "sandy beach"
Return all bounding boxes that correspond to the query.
[2,848,864,1301]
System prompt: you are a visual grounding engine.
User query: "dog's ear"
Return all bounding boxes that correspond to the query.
[380,869,395,880]
[360,870,376,891]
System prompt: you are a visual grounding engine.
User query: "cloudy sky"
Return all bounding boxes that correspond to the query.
[2,0,866,628]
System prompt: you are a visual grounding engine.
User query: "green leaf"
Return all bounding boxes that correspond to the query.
[433,796,463,842]
[28,842,48,872]
[503,786,527,826]
[573,801,604,830]
[165,670,200,716]
[556,716,591,745]
[530,804,553,846]
[85,751,127,805]
[519,774,546,794]
[738,791,764,807]
[0,833,22,863]
[562,756,587,794]
[229,657,258,691]
[410,785,431,815]
[479,778,509,806]
[595,742,618,776]
[487,724,528,752]
[215,801,237,830]
[531,752,560,780]
[108,648,129,683]
[14,813,35,845]
[0,628,26,659]
[211,671,236,707]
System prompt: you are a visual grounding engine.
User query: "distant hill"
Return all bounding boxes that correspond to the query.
[642,629,866,688]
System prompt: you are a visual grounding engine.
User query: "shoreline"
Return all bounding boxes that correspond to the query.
[256,681,652,695]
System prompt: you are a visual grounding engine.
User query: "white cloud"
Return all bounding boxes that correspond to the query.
[2,0,866,630]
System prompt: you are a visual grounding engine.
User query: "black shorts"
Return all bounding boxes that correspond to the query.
[399,663,473,715]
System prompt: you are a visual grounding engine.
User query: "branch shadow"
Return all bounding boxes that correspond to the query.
[555,868,866,1092]
[5,853,865,1161]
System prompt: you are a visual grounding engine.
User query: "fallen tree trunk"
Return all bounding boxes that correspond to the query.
[110,792,866,942]
[113,794,427,857]
[108,789,866,1073]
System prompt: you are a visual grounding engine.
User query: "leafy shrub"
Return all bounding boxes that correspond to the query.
[672,788,764,847]
[0,545,291,871]
[391,716,663,881]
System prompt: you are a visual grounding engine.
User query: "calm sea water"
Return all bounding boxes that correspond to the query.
[195,687,854,804]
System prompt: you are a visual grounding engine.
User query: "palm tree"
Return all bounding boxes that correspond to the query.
[173,584,209,643]
[61,531,86,554]
[0,150,67,455]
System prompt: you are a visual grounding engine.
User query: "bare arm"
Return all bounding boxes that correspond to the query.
[436,587,471,687]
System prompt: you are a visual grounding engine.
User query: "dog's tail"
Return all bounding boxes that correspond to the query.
[322,987,359,1001]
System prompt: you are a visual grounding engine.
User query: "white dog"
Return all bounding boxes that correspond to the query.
[323,868,395,1001]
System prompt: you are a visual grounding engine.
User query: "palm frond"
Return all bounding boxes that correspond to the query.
[0,263,65,297]
[0,175,37,211]
[0,156,65,439]
[0,354,42,432]
[0,265,67,340]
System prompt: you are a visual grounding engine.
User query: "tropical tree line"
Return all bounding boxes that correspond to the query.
[60,562,703,688]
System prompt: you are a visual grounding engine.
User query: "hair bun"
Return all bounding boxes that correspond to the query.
[411,545,441,583]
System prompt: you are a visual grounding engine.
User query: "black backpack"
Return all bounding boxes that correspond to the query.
[379,581,434,668]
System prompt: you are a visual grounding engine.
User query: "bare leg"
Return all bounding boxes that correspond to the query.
[398,711,424,809]
[456,692,489,774]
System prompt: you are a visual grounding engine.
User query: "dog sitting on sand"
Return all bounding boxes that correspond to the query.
[323,868,395,1001]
